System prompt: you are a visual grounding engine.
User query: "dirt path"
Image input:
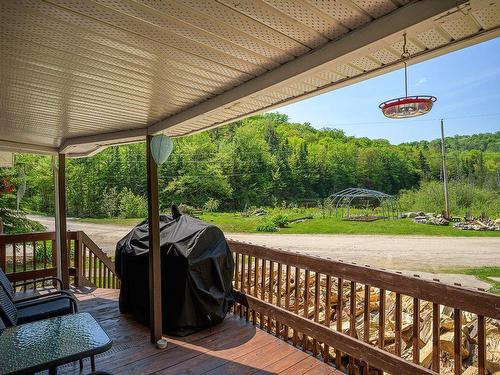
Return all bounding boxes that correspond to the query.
[29,215,499,290]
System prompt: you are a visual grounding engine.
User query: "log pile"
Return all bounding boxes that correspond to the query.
[453,219,500,231]
[243,269,500,374]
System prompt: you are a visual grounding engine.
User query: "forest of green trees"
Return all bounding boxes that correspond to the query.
[1,113,499,218]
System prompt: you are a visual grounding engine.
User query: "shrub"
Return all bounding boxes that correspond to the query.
[203,198,220,212]
[270,213,289,228]
[398,181,500,217]
[118,188,147,218]
[178,203,196,216]
[256,220,278,232]
[102,187,120,217]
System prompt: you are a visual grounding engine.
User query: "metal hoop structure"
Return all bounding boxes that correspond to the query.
[328,188,400,220]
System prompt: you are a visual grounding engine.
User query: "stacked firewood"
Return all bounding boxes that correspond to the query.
[243,269,500,374]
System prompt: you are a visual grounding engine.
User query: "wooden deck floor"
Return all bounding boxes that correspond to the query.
[56,288,341,375]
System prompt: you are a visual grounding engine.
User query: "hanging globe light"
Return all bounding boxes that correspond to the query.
[379,34,436,119]
[150,134,173,165]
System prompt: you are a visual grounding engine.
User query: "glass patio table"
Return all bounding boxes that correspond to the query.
[0,312,112,375]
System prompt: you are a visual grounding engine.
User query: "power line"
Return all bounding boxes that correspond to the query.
[323,112,500,127]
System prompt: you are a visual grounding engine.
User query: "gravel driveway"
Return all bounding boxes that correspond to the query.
[29,215,499,290]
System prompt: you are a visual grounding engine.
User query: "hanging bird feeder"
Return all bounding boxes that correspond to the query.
[379,34,436,119]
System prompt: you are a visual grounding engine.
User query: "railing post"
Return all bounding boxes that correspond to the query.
[147,134,163,345]
[54,154,69,289]
[74,232,83,287]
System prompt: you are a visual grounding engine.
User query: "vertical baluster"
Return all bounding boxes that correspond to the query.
[22,243,27,290]
[234,253,239,314]
[108,269,112,288]
[97,260,101,288]
[93,253,97,286]
[364,285,370,343]
[240,254,245,318]
[0,241,5,274]
[302,269,310,351]
[349,281,356,374]
[432,303,440,373]
[13,244,17,273]
[313,272,320,356]
[285,265,291,342]
[88,253,92,285]
[268,261,274,333]
[335,277,343,370]
[43,241,48,270]
[276,263,282,338]
[395,293,402,357]
[323,275,331,363]
[413,297,420,364]
[246,255,252,322]
[293,267,299,346]
[379,289,386,351]
[454,309,462,375]
[253,257,259,324]
[260,259,266,330]
[75,237,82,287]
[82,246,87,279]
[363,285,370,374]
[478,315,486,375]
[101,261,105,288]
[32,241,37,271]
[51,239,57,269]
[11,244,16,291]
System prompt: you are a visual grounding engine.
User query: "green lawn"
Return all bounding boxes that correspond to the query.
[78,212,500,237]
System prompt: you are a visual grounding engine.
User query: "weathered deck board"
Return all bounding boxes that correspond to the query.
[55,288,341,375]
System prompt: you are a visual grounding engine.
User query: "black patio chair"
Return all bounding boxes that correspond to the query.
[0,283,78,327]
[0,267,73,304]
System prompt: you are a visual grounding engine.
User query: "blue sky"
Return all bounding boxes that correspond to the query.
[273,37,500,144]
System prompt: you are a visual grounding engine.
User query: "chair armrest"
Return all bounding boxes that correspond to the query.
[14,290,74,304]
[15,277,63,290]
[16,294,79,313]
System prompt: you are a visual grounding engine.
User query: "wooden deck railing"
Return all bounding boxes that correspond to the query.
[229,240,500,375]
[2,232,499,374]
[0,231,119,289]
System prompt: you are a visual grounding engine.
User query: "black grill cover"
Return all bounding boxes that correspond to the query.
[115,210,234,336]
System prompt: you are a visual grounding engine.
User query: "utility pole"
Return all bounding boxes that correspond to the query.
[440,119,450,218]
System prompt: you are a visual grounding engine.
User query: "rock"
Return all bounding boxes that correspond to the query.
[454,219,499,231]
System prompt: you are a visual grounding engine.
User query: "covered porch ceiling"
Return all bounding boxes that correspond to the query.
[1,0,499,157]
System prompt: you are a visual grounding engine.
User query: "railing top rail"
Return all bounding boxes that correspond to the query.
[0,231,80,243]
[229,240,500,319]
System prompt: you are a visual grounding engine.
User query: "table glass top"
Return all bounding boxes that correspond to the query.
[0,312,111,374]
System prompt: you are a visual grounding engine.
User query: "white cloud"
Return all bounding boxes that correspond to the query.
[416,77,428,86]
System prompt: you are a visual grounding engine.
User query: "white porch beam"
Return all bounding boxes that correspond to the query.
[0,140,57,155]
[59,128,147,155]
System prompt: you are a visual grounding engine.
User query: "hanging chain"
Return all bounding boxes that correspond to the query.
[401,33,410,97]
